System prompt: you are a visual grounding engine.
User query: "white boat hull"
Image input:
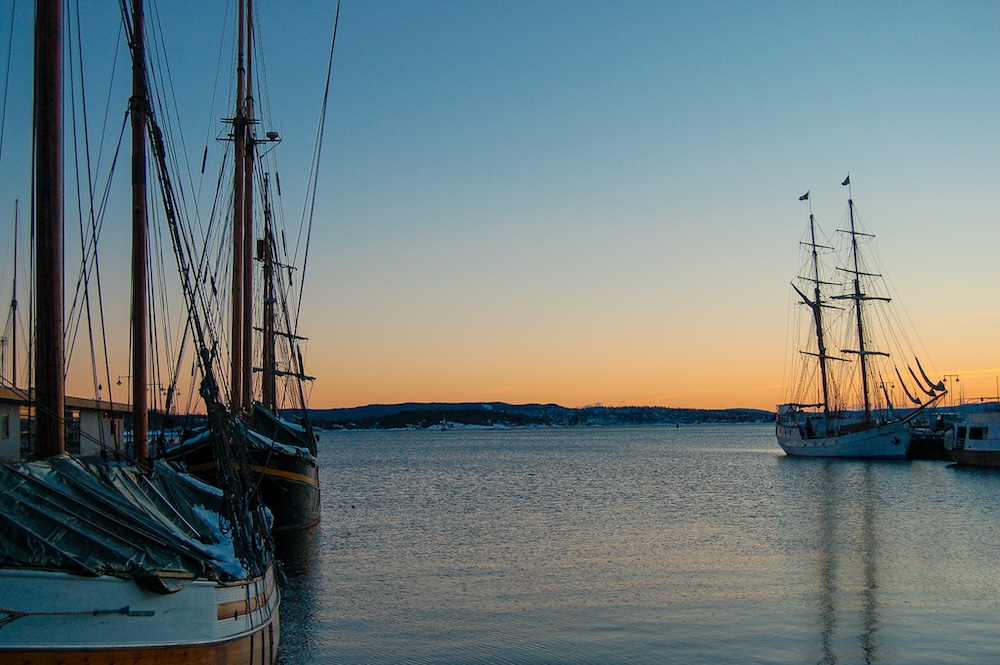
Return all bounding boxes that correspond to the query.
[946,411,1000,468]
[776,417,911,459]
[0,565,279,663]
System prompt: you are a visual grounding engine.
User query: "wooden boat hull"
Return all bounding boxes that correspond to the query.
[776,416,911,459]
[169,440,320,532]
[0,632,277,665]
[255,450,321,532]
[0,567,279,664]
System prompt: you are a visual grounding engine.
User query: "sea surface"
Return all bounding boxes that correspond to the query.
[275,424,1000,664]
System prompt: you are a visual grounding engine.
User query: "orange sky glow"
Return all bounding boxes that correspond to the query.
[4,2,1000,414]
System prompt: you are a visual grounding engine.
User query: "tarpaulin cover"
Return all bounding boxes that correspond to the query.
[0,455,248,593]
[166,412,314,464]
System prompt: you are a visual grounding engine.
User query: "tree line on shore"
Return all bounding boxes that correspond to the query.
[309,403,774,430]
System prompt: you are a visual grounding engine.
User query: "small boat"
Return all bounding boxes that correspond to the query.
[0,1,279,661]
[776,178,944,458]
[945,409,1000,467]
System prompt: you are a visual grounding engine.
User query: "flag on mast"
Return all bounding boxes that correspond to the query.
[842,175,850,186]
[799,191,810,201]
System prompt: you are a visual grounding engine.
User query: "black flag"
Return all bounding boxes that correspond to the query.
[798,191,809,201]
[841,175,850,186]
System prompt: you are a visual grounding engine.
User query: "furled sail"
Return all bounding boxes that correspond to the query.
[916,357,946,392]
[908,365,937,397]
[894,367,922,405]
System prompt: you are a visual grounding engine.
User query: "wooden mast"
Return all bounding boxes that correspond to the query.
[261,182,276,411]
[242,0,255,411]
[833,182,890,424]
[807,213,832,416]
[847,197,873,423]
[792,198,837,416]
[34,0,65,457]
[130,0,149,464]
[231,0,246,413]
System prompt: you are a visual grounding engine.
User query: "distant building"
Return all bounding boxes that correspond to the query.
[0,386,128,462]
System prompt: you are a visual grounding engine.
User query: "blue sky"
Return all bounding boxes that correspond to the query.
[1,1,998,409]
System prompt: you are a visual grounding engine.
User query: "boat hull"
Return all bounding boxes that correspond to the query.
[945,411,1000,468]
[948,449,1000,468]
[256,451,321,533]
[776,416,911,459]
[168,439,320,532]
[0,566,279,664]
[0,634,277,665]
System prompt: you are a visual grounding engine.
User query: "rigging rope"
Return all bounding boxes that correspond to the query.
[67,0,111,431]
[0,0,16,167]
[294,0,341,337]
[134,15,274,572]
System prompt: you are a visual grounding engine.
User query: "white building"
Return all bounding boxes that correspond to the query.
[0,386,127,462]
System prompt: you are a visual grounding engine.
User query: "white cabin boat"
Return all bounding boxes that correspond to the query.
[945,410,1000,468]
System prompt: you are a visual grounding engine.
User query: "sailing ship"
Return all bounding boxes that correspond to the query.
[0,1,279,660]
[162,0,322,532]
[775,177,944,458]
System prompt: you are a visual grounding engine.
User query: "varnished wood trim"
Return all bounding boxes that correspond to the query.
[217,572,276,620]
[0,613,279,664]
[250,464,319,487]
[217,592,264,620]
[183,461,317,487]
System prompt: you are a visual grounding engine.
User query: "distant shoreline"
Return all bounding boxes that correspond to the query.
[306,402,774,431]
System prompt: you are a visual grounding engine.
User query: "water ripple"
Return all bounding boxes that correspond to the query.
[277,424,1000,664]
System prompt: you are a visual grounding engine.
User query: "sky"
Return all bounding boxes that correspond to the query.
[1,1,999,411]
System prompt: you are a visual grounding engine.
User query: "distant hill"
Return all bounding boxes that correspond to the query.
[306,402,775,430]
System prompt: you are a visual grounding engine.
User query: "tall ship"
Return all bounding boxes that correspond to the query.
[160,0,328,532]
[776,177,944,458]
[0,0,279,661]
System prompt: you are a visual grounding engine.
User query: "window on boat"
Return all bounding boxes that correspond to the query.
[957,426,967,439]
[969,427,986,440]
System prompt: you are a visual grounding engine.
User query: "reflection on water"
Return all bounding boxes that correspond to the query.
[275,529,320,664]
[276,425,1000,664]
[860,465,879,664]
[814,462,882,664]
[817,462,837,665]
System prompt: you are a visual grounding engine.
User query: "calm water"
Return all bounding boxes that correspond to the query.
[276,424,1000,664]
